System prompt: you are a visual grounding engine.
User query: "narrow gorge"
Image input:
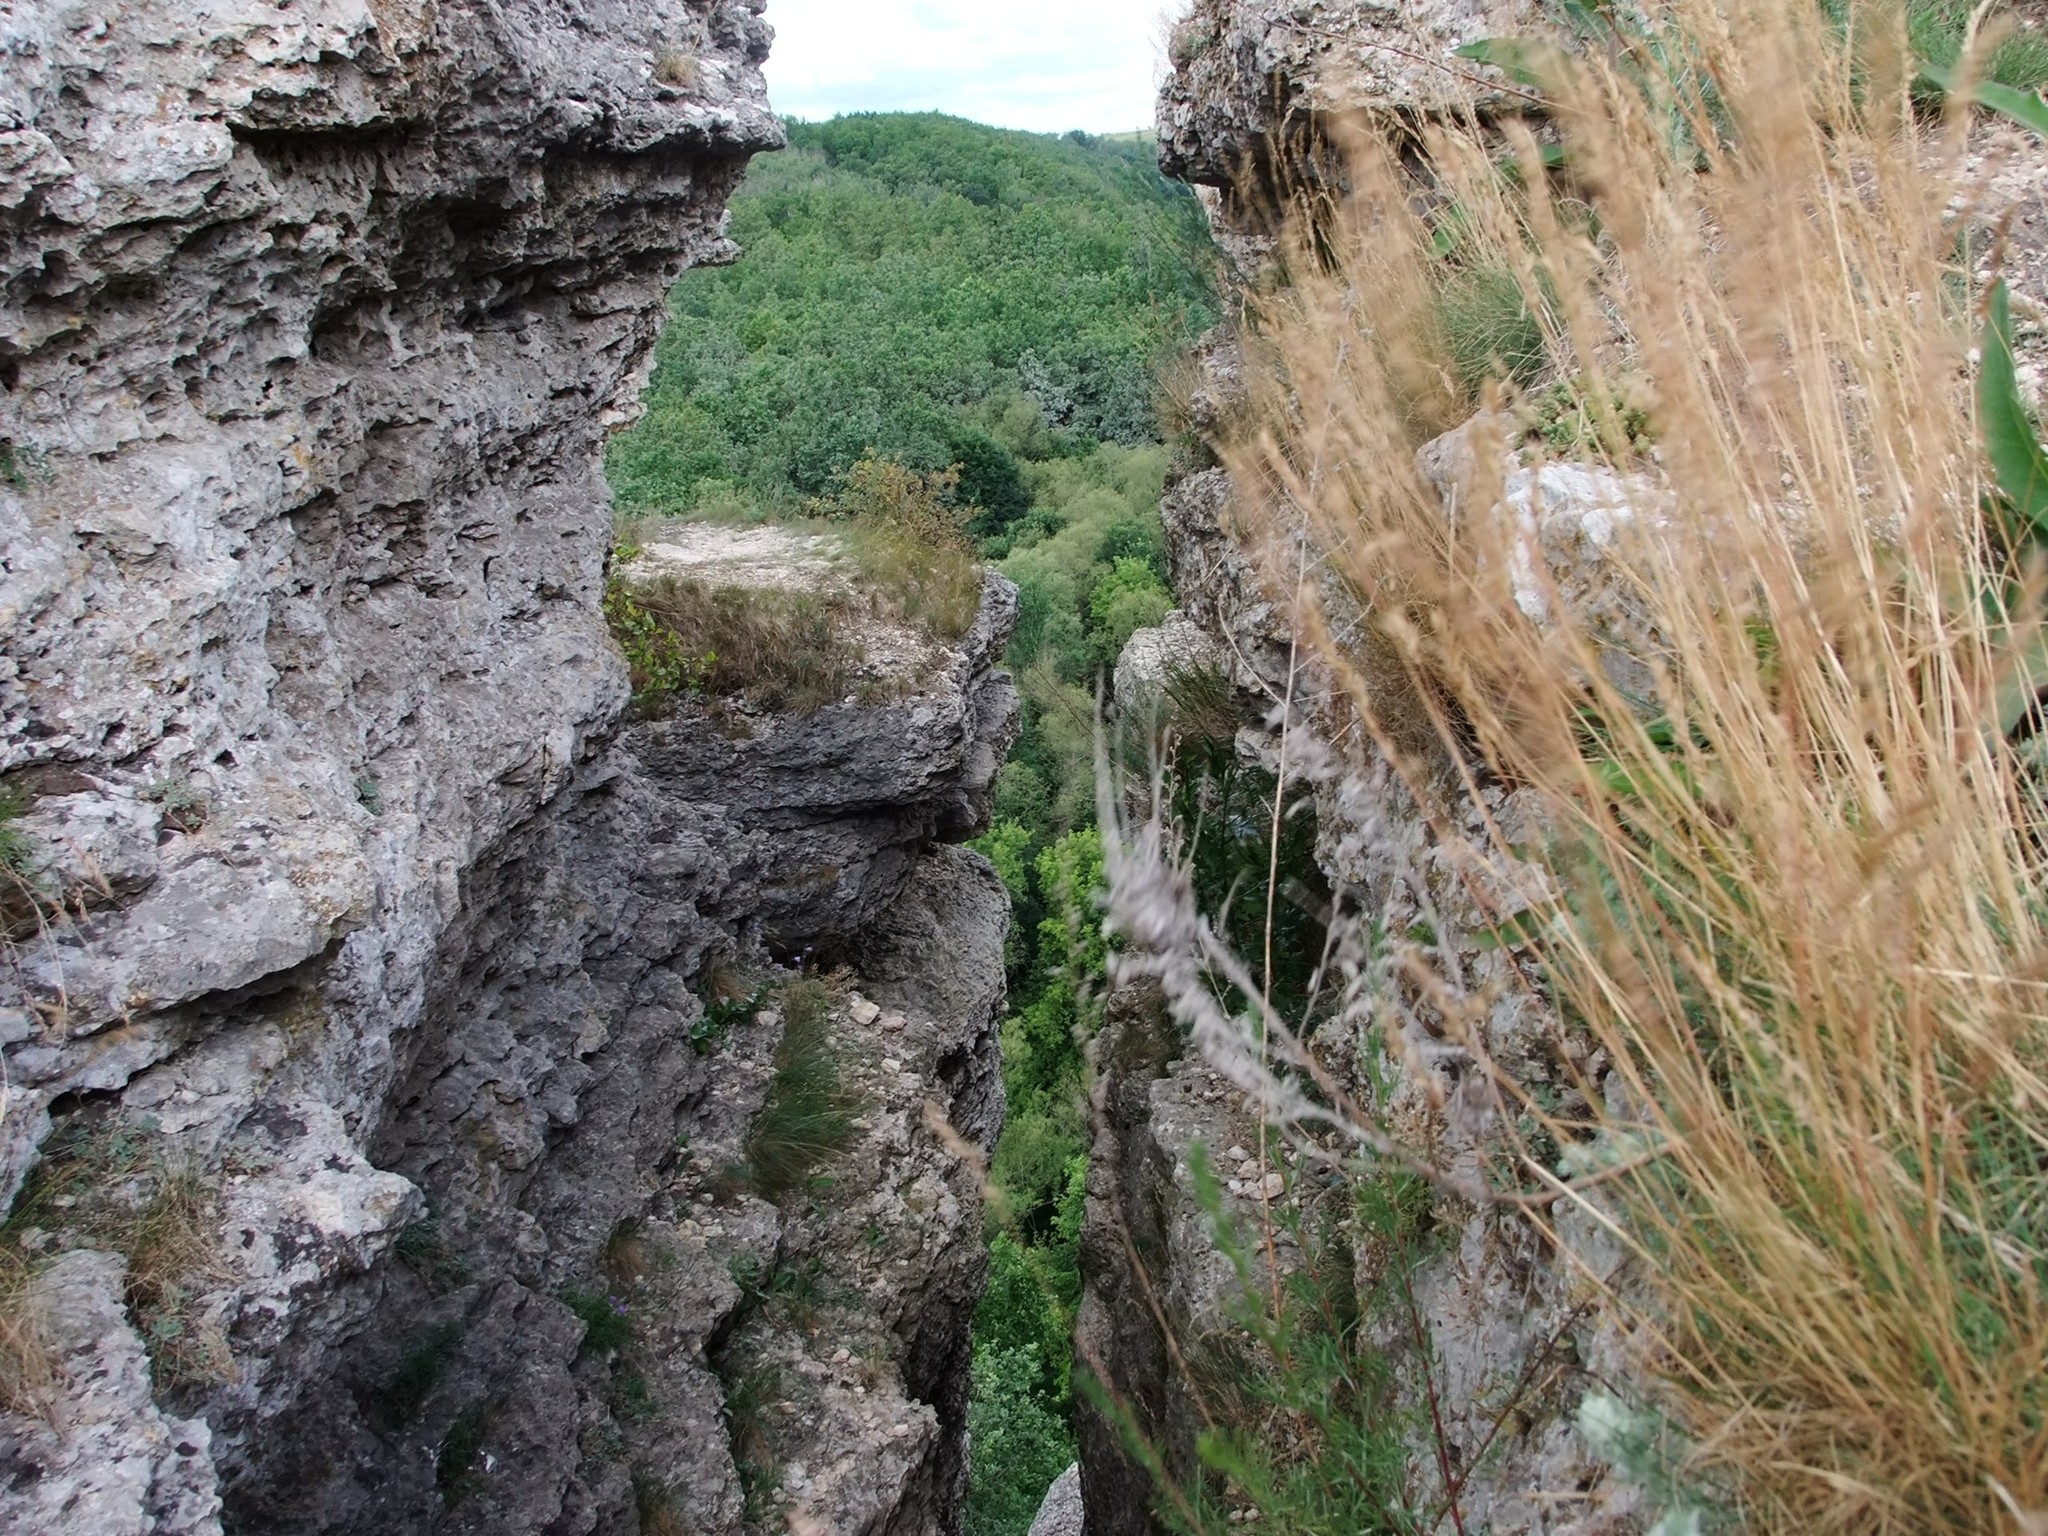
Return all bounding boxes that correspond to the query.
[10,2,2047,1534]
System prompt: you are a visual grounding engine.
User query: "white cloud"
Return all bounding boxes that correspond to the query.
[762,0,1180,135]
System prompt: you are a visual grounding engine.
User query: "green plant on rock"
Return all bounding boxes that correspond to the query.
[603,575,712,713]
[371,1321,465,1431]
[738,977,859,1200]
[0,783,31,878]
[692,983,766,1056]
[560,1288,634,1357]
[436,1399,494,1504]
[1105,1147,1438,1536]
[393,1213,469,1295]
[715,1360,786,1521]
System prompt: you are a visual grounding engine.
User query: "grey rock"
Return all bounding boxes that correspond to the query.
[1158,0,1545,232]
[1417,412,1671,705]
[1028,1463,1083,1536]
[0,3,1017,1534]
[0,1250,223,1536]
[1111,612,1225,708]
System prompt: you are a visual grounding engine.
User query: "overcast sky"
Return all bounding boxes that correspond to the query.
[762,0,1177,136]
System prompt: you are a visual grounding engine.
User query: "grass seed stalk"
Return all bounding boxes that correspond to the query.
[1160,2,2048,1529]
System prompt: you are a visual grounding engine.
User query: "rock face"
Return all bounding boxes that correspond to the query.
[1070,6,1641,1534]
[0,5,1017,1534]
[1158,0,1540,261]
[1027,1463,1083,1536]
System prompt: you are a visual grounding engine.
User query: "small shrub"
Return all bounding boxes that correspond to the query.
[627,575,863,715]
[652,49,700,89]
[729,1252,830,1331]
[141,778,208,834]
[560,1288,633,1357]
[1525,377,1655,458]
[371,1321,464,1430]
[738,978,858,1200]
[603,576,713,713]
[436,1399,493,1504]
[612,1369,659,1425]
[692,984,766,1056]
[393,1216,469,1294]
[1111,1146,1427,1536]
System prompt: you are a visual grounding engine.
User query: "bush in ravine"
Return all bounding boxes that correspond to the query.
[966,1344,1075,1536]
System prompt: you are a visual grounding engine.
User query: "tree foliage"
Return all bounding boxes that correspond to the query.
[607,114,1217,515]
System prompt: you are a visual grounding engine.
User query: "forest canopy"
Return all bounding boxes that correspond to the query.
[606,113,1217,516]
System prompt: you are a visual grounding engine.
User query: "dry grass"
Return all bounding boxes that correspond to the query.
[1133,2,2048,1530]
[630,576,864,715]
[0,1242,54,1414]
[2,1118,227,1394]
[652,50,700,90]
[816,455,985,641]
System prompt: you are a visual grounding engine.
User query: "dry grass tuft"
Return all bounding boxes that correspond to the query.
[1137,1,2048,1529]
[3,1118,227,1394]
[653,50,700,90]
[814,455,985,641]
[630,576,864,716]
[0,1242,54,1414]
[739,978,860,1201]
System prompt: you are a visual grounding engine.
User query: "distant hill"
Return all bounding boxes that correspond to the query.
[606,112,1217,515]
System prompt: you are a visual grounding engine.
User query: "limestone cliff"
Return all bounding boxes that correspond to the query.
[0,4,1016,1533]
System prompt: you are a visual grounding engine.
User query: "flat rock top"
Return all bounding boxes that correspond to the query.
[620,519,964,699]
[632,522,850,595]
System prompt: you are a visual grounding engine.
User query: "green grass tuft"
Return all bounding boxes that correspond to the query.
[0,783,32,876]
[560,1288,634,1357]
[371,1321,464,1430]
[436,1399,493,1504]
[1438,265,1550,396]
[739,978,859,1201]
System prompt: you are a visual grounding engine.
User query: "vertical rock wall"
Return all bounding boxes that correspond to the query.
[0,4,1017,1532]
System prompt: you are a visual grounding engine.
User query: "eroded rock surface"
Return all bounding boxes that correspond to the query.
[0,4,1017,1533]
[1158,0,1541,246]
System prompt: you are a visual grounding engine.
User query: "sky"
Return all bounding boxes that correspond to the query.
[761,0,1176,136]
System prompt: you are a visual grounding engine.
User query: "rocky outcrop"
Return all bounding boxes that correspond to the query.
[1158,0,1541,267]
[1027,1463,1083,1536]
[0,4,1017,1533]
